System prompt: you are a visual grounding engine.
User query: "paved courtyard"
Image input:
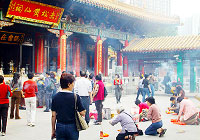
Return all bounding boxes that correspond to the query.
[1,93,200,140]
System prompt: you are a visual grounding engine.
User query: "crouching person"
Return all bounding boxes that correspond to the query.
[145,97,167,137]
[177,97,199,125]
[109,106,137,140]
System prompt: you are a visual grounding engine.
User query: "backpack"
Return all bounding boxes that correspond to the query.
[37,80,45,90]
[46,79,56,91]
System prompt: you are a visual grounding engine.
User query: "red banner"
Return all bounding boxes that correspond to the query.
[60,34,67,72]
[97,40,103,74]
[6,0,64,25]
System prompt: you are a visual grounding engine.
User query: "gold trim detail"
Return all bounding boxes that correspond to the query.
[6,0,64,26]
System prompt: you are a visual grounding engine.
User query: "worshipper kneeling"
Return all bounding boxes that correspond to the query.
[168,97,179,114]
[145,97,167,137]
[177,97,200,125]
[109,106,137,140]
[135,99,149,122]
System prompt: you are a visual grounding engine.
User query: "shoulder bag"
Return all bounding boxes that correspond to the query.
[74,94,88,131]
[123,112,143,136]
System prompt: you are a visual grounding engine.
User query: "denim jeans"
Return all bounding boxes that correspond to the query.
[136,88,143,100]
[56,123,79,140]
[45,92,53,111]
[80,96,90,124]
[142,88,150,102]
[150,84,155,97]
[37,90,45,107]
[145,121,163,135]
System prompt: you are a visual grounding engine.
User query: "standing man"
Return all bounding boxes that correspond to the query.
[163,72,171,94]
[74,71,92,125]
[44,72,56,112]
[142,74,151,103]
[23,73,38,127]
[136,75,144,100]
[36,75,45,108]
[149,73,155,97]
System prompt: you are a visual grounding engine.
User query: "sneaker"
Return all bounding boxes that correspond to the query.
[159,129,167,137]
[94,122,101,125]
[44,110,50,112]
[2,132,5,136]
[27,123,31,126]
[30,123,35,127]
[19,106,26,110]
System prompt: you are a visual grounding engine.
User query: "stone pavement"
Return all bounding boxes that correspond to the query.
[1,94,200,140]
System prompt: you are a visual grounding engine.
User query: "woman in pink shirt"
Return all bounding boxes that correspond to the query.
[92,74,104,125]
[177,97,199,125]
[145,97,167,137]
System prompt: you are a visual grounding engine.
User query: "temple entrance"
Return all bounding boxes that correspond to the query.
[0,43,20,74]
[0,43,33,74]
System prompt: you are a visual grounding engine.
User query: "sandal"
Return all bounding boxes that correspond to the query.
[159,129,167,137]
[94,122,101,125]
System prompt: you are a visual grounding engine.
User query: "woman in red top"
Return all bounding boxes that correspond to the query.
[114,74,122,104]
[92,74,104,125]
[0,75,12,136]
[23,73,38,127]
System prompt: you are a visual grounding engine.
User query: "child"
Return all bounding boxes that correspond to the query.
[135,99,149,121]
[168,97,179,114]
[145,97,167,137]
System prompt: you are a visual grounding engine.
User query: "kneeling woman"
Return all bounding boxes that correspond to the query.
[145,97,167,137]
[177,97,199,125]
[110,106,137,140]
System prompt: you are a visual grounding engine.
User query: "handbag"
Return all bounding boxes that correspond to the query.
[74,94,88,131]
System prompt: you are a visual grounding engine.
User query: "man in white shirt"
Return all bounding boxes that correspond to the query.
[74,71,92,124]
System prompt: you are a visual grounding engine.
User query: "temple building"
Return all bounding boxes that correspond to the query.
[122,35,200,92]
[0,0,179,77]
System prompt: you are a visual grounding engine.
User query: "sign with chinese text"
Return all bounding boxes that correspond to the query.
[62,22,99,36]
[97,40,103,74]
[6,0,64,26]
[0,31,24,44]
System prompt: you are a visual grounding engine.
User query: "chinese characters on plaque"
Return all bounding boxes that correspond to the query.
[6,0,64,26]
[0,31,24,44]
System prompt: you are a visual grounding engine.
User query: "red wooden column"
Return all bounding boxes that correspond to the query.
[117,51,122,66]
[138,60,144,75]
[72,38,77,73]
[123,40,129,77]
[104,46,108,77]
[102,46,105,75]
[95,36,103,76]
[75,41,80,77]
[57,30,67,72]
[35,33,44,73]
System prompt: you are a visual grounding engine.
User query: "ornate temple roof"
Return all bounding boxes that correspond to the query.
[122,35,200,53]
[73,0,179,24]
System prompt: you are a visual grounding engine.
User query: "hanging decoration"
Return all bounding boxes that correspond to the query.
[0,21,14,29]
